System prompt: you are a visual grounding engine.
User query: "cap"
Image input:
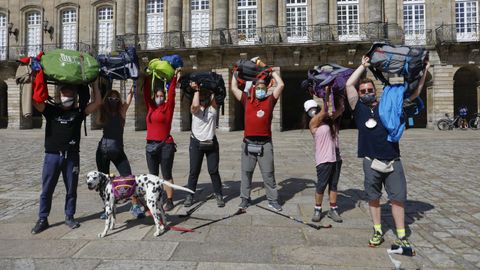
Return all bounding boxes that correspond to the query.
[304,99,318,113]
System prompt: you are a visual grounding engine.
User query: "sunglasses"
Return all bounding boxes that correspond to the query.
[107,97,120,101]
[359,88,375,95]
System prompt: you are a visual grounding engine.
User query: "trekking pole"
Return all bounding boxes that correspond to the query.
[177,193,215,218]
[255,205,332,230]
[180,208,246,234]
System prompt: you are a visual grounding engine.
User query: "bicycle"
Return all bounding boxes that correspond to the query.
[436,113,469,130]
[469,113,480,129]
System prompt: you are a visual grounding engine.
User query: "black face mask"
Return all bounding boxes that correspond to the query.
[359,94,376,105]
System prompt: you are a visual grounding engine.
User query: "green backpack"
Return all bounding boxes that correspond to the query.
[41,49,99,84]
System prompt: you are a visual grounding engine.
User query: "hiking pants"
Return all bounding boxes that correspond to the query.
[39,151,79,219]
[96,138,132,176]
[240,141,278,202]
[187,136,222,195]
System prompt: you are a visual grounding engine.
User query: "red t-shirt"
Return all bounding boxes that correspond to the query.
[241,93,277,137]
[144,76,177,143]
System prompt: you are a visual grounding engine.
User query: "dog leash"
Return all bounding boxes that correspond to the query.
[255,205,333,230]
[180,208,246,234]
[177,193,215,218]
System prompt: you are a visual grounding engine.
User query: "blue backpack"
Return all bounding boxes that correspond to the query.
[161,54,184,69]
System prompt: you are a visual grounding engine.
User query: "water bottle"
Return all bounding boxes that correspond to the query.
[390,244,416,256]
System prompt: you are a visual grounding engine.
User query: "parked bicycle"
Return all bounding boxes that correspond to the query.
[437,113,469,130]
[469,113,480,129]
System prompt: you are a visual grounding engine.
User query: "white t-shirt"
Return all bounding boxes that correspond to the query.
[192,105,217,141]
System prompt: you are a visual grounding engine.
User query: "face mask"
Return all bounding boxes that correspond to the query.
[359,94,376,105]
[255,88,267,99]
[61,96,74,107]
[200,98,210,107]
[307,109,318,118]
[155,96,165,106]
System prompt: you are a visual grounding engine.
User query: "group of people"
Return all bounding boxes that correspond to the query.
[30,56,430,250]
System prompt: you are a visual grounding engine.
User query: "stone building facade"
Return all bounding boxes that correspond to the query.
[0,0,479,131]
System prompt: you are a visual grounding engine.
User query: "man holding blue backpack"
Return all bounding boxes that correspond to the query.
[346,55,429,248]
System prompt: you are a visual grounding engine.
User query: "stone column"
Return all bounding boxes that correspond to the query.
[212,0,229,46]
[117,0,126,35]
[384,0,400,42]
[367,0,383,22]
[166,0,183,47]
[123,0,139,48]
[261,0,279,44]
[213,68,232,131]
[312,0,329,41]
[367,0,384,40]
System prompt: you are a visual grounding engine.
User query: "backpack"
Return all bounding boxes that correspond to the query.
[306,64,354,99]
[111,175,137,201]
[161,54,184,69]
[233,59,272,90]
[97,47,139,81]
[41,49,99,85]
[180,71,226,106]
[365,42,428,94]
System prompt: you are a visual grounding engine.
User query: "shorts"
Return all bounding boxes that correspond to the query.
[363,158,407,203]
[315,160,342,194]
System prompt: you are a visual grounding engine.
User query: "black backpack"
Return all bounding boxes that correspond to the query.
[180,71,226,106]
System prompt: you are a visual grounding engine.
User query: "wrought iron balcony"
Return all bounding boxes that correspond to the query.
[436,23,480,44]
[8,42,92,59]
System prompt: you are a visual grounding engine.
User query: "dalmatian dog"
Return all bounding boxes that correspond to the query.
[86,171,194,238]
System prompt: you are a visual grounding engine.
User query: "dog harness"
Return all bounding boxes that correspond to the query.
[112,175,136,200]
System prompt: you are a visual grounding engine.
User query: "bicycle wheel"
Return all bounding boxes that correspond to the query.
[469,118,479,129]
[437,119,451,130]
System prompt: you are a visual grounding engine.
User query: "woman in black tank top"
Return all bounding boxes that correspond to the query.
[95,88,144,219]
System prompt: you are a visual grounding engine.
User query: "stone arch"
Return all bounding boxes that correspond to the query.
[453,65,480,117]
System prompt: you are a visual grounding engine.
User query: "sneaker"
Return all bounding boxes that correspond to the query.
[31,219,49,234]
[130,204,145,219]
[65,216,80,229]
[238,198,251,209]
[368,230,384,247]
[268,201,283,211]
[215,194,225,208]
[311,208,322,222]
[164,199,174,212]
[100,212,107,220]
[327,208,343,223]
[183,194,194,207]
[393,237,411,248]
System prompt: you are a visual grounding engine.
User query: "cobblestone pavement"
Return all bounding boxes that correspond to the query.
[0,128,479,269]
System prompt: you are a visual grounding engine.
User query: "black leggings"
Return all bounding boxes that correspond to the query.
[187,136,222,195]
[96,138,132,176]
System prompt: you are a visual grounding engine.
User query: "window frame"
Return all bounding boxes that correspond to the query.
[237,0,258,45]
[403,0,426,45]
[96,5,114,54]
[146,0,164,49]
[286,0,308,43]
[455,0,479,42]
[337,0,360,41]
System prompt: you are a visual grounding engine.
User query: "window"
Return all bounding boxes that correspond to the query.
[146,0,164,49]
[456,0,479,41]
[97,6,114,54]
[337,0,359,41]
[286,0,308,42]
[26,11,42,56]
[61,9,77,50]
[237,0,257,44]
[403,0,426,45]
[0,14,6,60]
[191,0,210,47]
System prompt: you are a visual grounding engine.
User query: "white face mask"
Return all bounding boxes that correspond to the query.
[61,96,74,107]
[155,96,165,106]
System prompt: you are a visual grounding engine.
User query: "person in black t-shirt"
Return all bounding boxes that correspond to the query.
[345,56,429,248]
[31,81,101,234]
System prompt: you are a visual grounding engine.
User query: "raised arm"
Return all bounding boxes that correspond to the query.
[190,82,200,114]
[230,72,243,101]
[85,79,102,115]
[121,85,134,118]
[407,61,430,101]
[309,101,328,134]
[346,56,369,110]
[271,70,285,100]
[32,98,46,113]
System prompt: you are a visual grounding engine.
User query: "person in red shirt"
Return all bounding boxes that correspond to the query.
[143,69,181,211]
[231,69,284,211]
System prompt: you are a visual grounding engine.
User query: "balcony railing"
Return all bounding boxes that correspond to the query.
[436,23,480,44]
[404,29,434,46]
[9,42,92,59]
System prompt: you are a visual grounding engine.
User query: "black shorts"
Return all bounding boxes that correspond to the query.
[145,141,176,180]
[315,160,342,194]
[363,158,407,203]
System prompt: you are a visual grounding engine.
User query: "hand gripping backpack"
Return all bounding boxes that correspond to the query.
[179,71,226,106]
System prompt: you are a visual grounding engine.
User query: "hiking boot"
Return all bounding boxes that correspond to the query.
[311,208,322,222]
[327,208,343,223]
[268,201,283,211]
[31,219,49,234]
[130,204,145,219]
[238,198,251,210]
[65,216,80,229]
[164,199,174,212]
[183,194,194,207]
[393,237,412,248]
[368,230,384,247]
[215,194,225,208]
